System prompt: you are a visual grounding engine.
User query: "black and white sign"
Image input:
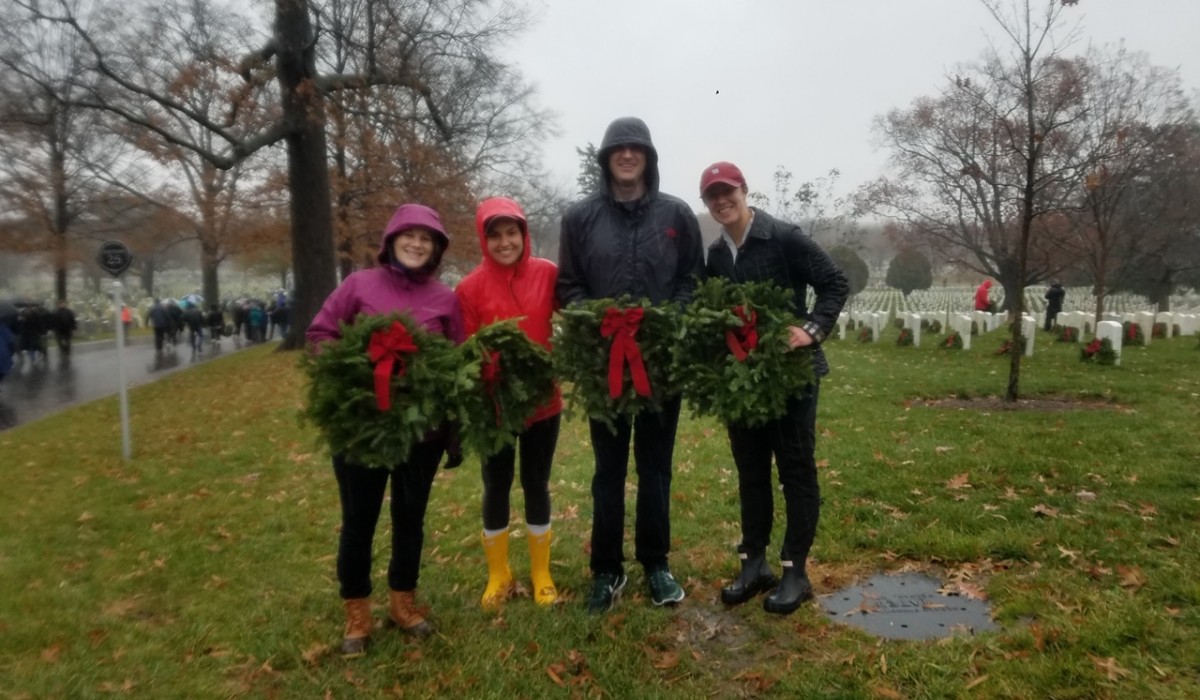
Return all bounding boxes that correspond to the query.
[98,240,133,278]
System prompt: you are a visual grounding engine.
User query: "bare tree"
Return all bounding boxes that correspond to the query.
[0,0,116,303]
[14,0,552,349]
[1057,46,1193,321]
[860,0,1085,401]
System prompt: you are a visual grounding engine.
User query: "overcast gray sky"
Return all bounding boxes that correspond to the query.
[509,0,1200,209]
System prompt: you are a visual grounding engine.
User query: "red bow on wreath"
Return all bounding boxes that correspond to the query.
[481,349,503,427]
[725,305,759,361]
[600,307,652,399]
[367,321,418,411]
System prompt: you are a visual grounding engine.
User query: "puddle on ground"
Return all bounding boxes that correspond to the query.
[820,572,996,641]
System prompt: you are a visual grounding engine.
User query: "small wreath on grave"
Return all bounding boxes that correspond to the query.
[994,339,1013,355]
[457,320,556,458]
[857,326,874,343]
[554,296,677,431]
[1172,324,1182,338]
[301,313,463,468]
[829,322,841,340]
[942,331,964,350]
[1056,326,1078,343]
[1151,322,1167,339]
[1080,337,1117,365]
[928,319,942,334]
[672,278,814,427]
[971,320,980,336]
[896,327,914,347]
[1122,321,1145,347]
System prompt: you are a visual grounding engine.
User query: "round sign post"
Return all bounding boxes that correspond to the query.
[99,241,134,461]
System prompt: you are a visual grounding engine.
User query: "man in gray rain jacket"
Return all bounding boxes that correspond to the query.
[557,116,704,614]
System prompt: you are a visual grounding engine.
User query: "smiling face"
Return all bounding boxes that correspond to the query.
[702,182,751,231]
[485,218,524,267]
[391,227,435,269]
[607,144,647,190]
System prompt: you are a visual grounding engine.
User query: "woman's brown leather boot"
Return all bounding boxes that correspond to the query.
[387,589,433,639]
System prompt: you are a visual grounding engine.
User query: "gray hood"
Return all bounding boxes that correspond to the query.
[597,116,659,198]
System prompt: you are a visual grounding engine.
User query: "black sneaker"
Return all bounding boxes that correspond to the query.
[646,567,685,606]
[586,572,628,614]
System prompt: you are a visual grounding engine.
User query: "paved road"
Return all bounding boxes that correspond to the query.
[0,335,263,431]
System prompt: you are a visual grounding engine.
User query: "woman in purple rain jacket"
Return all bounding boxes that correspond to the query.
[307,203,464,658]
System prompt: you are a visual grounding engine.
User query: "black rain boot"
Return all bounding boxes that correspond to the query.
[720,552,778,606]
[763,563,813,615]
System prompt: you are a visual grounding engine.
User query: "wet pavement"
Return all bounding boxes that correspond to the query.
[0,335,262,431]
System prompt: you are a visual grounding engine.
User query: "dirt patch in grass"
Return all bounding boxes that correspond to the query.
[909,394,1122,412]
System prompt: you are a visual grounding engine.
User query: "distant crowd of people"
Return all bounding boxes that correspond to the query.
[1,302,77,367]
[145,296,291,354]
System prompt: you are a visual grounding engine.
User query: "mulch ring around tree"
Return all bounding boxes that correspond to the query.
[907,395,1126,412]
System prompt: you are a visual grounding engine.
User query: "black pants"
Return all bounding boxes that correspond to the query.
[1044,310,1060,332]
[482,414,560,530]
[153,327,168,351]
[332,440,443,599]
[588,395,682,575]
[727,383,821,567]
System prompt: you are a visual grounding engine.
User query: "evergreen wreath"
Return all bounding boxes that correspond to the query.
[553,297,677,431]
[942,331,964,349]
[1152,322,1167,339]
[1081,337,1117,365]
[1056,325,1078,343]
[457,320,556,458]
[1123,321,1146,346]
[896,327,914,347]
[672,278,815,428]
[301,313,464,468]
[857,326,874,343]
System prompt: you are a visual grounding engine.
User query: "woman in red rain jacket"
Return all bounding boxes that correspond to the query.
[455,196,562,609]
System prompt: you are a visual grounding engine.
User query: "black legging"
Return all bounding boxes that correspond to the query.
[481,414,560,530]
[332,439,443,599]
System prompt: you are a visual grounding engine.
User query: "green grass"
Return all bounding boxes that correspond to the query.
[2,326,1198,698]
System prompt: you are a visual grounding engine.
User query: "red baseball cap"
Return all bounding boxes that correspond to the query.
[700,161,746,196]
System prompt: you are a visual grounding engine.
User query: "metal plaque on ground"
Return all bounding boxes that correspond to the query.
[820,572,996,640]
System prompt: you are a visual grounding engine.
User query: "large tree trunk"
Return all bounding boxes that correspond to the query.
[139,258,155,297]
[275,0,337,351]
[51,137,69,304]
[200,239,221,308]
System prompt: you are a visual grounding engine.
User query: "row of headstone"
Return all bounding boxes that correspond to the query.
[1053,311,1200,343]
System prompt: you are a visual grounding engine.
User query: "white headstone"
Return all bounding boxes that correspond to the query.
[956,314,972,350]
[1022,315,1036,356]
[905,313,921,347]
[1137,311,1154,346]
[1097,320,1123,366]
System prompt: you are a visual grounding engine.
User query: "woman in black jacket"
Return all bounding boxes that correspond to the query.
[700,161,849,615]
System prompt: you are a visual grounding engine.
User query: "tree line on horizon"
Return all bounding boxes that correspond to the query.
[1,0,1197,392]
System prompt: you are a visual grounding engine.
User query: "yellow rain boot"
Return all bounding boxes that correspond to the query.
[481,529,516,609]
[527,529,558,606]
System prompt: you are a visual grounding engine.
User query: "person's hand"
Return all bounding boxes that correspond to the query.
[787,325,815,349]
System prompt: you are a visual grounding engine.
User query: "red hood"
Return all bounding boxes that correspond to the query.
[474,197,530,271]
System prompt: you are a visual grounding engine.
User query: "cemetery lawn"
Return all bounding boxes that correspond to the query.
[1,328,1198,699]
